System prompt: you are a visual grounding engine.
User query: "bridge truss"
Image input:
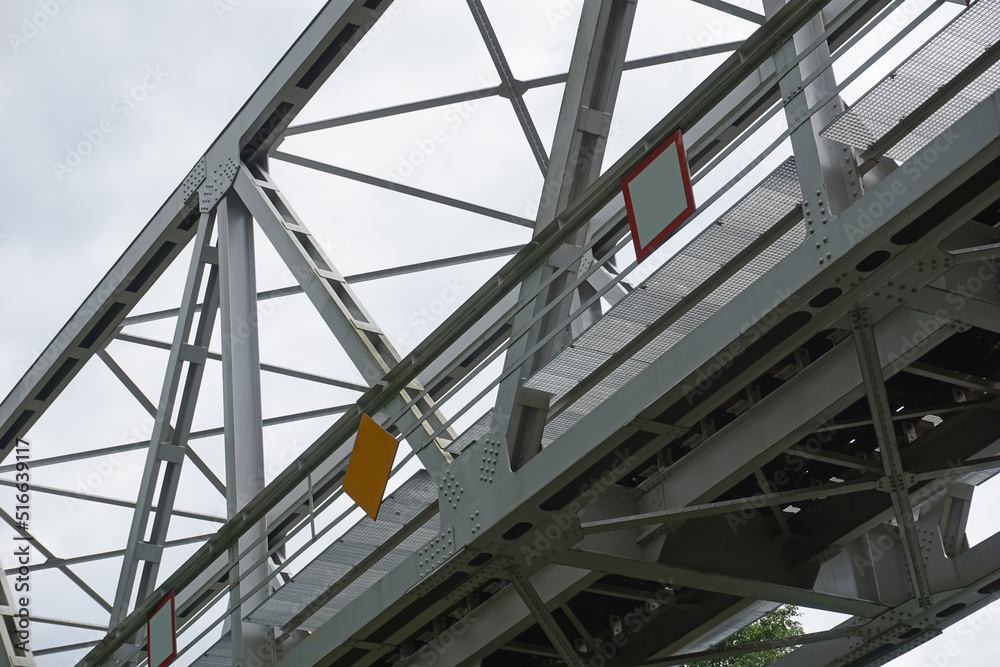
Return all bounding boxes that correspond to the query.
[4,0,1000,665]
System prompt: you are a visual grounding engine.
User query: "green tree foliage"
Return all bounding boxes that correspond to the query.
[691,606,804,666]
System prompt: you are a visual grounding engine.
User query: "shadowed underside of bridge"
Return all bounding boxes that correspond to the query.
[5,0,1000,666]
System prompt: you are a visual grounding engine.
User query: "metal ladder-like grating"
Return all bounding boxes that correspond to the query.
[524,157,804,446]
[683,600,780,654]
[822,0,1000,162]
[446,409,493,455]
[189,471,440,665]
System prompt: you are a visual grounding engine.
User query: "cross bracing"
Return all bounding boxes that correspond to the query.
[5,0,1000,666]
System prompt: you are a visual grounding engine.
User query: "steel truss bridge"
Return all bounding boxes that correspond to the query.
[4,0,1000,665]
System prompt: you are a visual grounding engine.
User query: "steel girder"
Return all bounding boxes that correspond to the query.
[0,0,402,457]
[270,58,1000,667]
[11,3,1000,664]
[490,0,638,468]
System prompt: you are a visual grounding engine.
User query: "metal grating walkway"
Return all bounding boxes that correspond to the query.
[685,600,780,654]
[822,0,1000,161]
[190,472,440,665]
[525,157,804,445]
[247,471,439,629]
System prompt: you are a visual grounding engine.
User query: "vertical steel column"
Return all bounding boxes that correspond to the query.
[764,0,860,215]
[529,0,637,363]
[850,308,933,609]
[218,192,273,666]
[492,0,636,466]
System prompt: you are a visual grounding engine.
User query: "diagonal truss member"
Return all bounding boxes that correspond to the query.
[850,308,933,609]
[234,164,457,464]
[506,564,585,667]
[111,210,222,628]
[465,0,550,173]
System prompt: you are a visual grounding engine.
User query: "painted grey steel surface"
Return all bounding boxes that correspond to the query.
[246,472,438,630]
[822,0,1000,161]
[271,61,1000,667]
[218,193,273,665]
[524,157,803,445]
[0,0,400,458]
[8,0,1000,665]
[111,209,221,629]
[489,0,638,464]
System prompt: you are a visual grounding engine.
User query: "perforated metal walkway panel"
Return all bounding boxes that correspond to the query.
[189,472,440,665]
[525,157,804,445]
[247,472,438,629]
[822,0,1000,161]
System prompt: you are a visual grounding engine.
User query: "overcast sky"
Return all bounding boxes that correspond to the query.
[1,0,998,665]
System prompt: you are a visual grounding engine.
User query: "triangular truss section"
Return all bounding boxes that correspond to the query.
[0,0,782,664]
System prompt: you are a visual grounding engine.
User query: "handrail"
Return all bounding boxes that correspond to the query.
[78,1,851,663]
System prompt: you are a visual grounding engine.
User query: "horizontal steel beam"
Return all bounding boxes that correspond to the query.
[552,549,891,617]
[79,3,915,662]
[121,245,523,327]
[915,455,1000,482]
[693,0,766,24]
[30,616,108,632]
[285,44,742,134]
[34,641,101,657]
[629,629,855,667]
[115,332,368,392]
[272,151,535,227]
[906,361,1000,395]
[0,478,225,523]
[581,480,878,534]
[5,534,212,575]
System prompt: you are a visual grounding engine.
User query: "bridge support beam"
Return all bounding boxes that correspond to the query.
[492,0,637,468]
[506,564,586,667]
[765,0,859,215]
[850,308,933,609]
[219,193,274,667]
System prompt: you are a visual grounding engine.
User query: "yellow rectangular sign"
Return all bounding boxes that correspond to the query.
[343,413,400,520]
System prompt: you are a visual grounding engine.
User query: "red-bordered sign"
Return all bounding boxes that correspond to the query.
[622,129,696,262]
[147,591,177,667]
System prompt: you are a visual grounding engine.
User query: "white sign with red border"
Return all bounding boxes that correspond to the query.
[622,129,696,262]
[147,591,177,667]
